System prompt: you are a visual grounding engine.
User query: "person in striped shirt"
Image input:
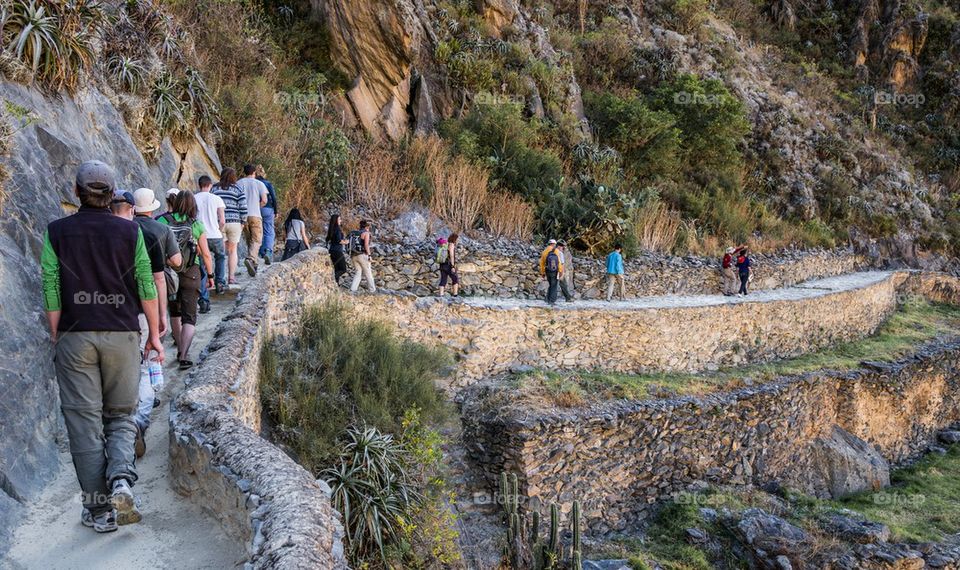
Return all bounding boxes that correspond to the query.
[212,167,247,286]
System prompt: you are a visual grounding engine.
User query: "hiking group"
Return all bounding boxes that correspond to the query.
[41,160,293,534]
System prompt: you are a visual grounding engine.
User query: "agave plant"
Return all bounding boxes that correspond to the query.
[150,71,188,134]
[324,426,421,565]
[3,0,61,75]
[182,66,218,132]
[106,54,146,92]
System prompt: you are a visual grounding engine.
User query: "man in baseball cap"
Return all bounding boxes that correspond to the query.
[41,160,163,532]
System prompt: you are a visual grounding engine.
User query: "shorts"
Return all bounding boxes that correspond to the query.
[223,222,242,244]
[439,263,459,286]
[168,265,201,326]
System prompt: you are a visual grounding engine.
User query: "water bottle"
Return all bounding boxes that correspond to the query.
[147,352,164,389]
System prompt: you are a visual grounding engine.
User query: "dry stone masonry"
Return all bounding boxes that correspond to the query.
[351,271,907,389]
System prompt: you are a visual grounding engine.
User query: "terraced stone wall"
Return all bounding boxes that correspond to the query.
[169,249,347,569]
[351,272,907,389]
[461,339,960,535]
[373,242,866,299]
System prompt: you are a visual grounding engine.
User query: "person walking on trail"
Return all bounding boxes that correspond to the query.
[255,164,278,265]
[437,233,460,297]
[606,244,626,301]
[212,168,246,287]
[195,175,227,305]
[159,191,215,370]
[128,188,183,458]
[349,220,377,293]
[323,213,346,279]
[736,247,752,296]
[283,208,311,261]
[721,246,738,296]
[237,164,268,277]
[41,160,163,533]
[557,240,574,302]
[539,238,564,305]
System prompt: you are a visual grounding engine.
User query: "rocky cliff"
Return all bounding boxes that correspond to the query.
[0,79,220,547]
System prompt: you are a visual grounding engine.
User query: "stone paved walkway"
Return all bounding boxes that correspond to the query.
[6,279,249,570]
[457,270,896,310]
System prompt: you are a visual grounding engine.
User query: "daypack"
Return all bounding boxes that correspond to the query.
[435,245,449,265]
[545,248,560,273]
[161,213,198,272]
[348,230,366,255]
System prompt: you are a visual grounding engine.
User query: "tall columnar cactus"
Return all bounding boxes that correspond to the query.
[571,501,582,570]
[548,503,560,555]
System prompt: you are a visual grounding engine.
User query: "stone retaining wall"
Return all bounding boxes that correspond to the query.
[373,241,866,299]
[169,249,348,568]
[351,272,907,389]
[461,337,960,535]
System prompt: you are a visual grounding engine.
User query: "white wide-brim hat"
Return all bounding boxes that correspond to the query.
[133,187,161,213]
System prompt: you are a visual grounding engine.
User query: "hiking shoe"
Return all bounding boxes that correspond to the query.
[134,425,146,459]
[244,257,257,277]
[263,255,272,266]
[198,299,211,314]
[215,282,226,295]
[110,479,142,526]
[81,508,118,533]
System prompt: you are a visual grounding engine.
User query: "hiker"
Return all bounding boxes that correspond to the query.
[349,220,377,293]
[282,207,311,261]
[164,187,178,213]
[159,190,215,369]
[539,238,564,305]
[195,175,227,305]
[721,247,738,296]
[255,164,278,265]
[606,244,626,301]
[323,213,347,279]
[130,187,182,458]
[237,164,268,277]
[212,168,246,287]
[557,240,574,302]
[736,247,752,296]
[41,160,162,532]
[437,233,460,297]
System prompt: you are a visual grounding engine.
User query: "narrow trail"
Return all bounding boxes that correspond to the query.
[7,277,251,570]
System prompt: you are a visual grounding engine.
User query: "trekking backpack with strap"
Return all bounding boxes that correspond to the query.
[435,244,449,265]
[348,230,365,255]
[161,213,198,272]
[545,248,560,273]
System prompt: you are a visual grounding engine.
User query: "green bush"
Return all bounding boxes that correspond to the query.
[261,300,450,471]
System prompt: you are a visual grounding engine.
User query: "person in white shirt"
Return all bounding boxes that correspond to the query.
[236,164,268,277]
[194,175,227,306]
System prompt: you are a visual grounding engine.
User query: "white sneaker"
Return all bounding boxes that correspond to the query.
[81,508,118,533]
[110,479,142,525]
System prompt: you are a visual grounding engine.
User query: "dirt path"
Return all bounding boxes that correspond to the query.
[6,278,250,570]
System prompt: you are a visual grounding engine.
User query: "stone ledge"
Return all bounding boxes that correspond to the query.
[169,249,348,569]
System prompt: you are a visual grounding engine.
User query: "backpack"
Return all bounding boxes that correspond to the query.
[161,213,198,272]
[545,248,560,273]
[163,266,179,301]
[348,230,365,255]
[435,245,449,265]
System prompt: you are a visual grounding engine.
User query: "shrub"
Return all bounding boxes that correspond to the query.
[260,300,450,471]
[429,155,489,232]
[630,200,682,253]
[346,144,416,220]
[483,191,535,239]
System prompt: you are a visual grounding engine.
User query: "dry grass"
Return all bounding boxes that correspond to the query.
[346,144,416,220]
[483,191,535,239]
[632,201,682,253]
[405,134,447,198]
[429,156,489,232]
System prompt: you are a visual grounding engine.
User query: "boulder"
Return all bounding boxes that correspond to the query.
[809,426,890,498]
[733,508,810,567]
[822,512,891,544]
[937,430,960,445]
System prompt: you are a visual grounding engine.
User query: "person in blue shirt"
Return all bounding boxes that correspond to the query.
[736,247,752,296]
[605,244,626,301]
[255,164,278,265]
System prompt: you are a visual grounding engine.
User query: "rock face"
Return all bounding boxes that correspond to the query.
[0,79,220,551]
[809,425,891,498]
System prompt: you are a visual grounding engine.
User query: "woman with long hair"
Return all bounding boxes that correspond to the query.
[211,167,245,286]
[281,207,311,261]
[438,232,460,296]
[324,213,348,282]
[158,190,214,369]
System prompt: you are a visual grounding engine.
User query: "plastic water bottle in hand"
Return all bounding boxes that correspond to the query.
[147,352,164,389]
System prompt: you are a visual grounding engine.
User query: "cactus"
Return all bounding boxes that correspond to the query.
[572,550,582,570]
[548,503,560,554]
[572,500,581,556]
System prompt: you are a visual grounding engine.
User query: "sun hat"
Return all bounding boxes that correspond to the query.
[548,239,557,245]
[76,160,116,194]
[166,188,180,197]
[133,187,162,214]
[726,247,735,254]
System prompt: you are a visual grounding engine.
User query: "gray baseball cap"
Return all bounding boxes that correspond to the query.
[76,160,116,193]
